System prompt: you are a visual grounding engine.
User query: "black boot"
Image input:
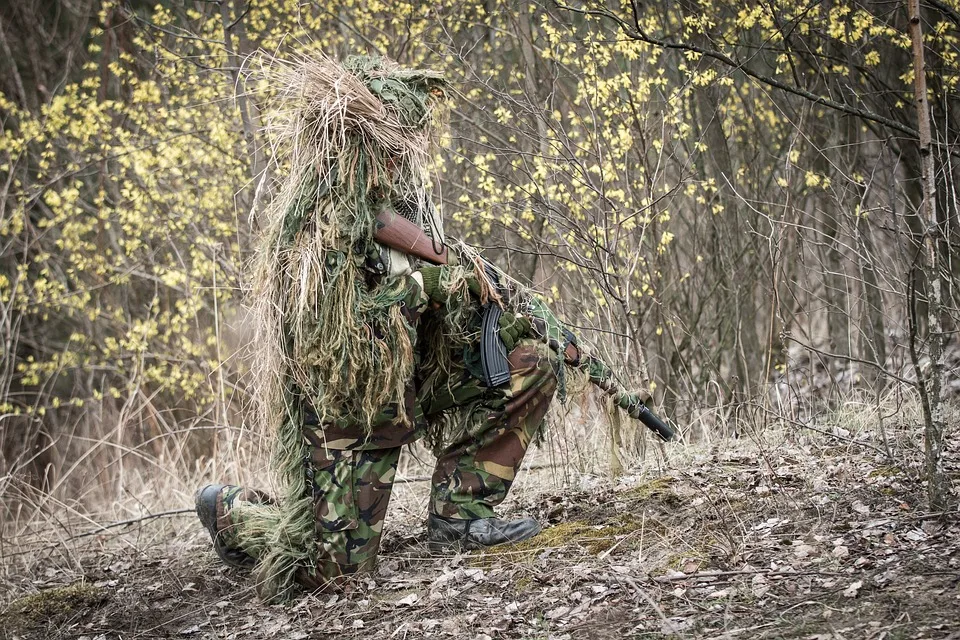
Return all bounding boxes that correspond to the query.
[427,513,542,551]
[195,483,265,569]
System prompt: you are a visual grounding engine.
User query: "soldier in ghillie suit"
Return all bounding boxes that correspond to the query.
[195,54,672,603]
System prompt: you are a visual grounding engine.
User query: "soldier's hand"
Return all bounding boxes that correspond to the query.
[583,355,614,384]
[498,312,532,352]
[618,391,652,419]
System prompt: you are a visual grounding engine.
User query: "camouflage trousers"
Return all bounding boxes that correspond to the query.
[219,338,558,588]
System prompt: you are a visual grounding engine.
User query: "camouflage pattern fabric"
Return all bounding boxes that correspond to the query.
[422,339,558,519]
[210,279,558,589]
[301,445,401,584]
[294,338,555,586]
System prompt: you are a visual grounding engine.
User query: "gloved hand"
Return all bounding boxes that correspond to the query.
[498,312,532,352]
[617,391,652,419]
[419,265,454,304]
[418,265,486,304]
[582,354,614,384]
[418,265,530,350]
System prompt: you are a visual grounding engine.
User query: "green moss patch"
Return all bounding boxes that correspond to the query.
[472,513,664,569]
[1,583,107,629]
[620,476,677,502]
[868,466,903,478]
[470,479,680,571]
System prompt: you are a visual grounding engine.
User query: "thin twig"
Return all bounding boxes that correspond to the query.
[394,462,560,484]
[649,568,842,583]
[752,405,892,456]
[555,2,960,158]
[1,509,195,560]
[66,508,195,541]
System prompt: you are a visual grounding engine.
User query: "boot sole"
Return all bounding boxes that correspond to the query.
[194,484,256,570]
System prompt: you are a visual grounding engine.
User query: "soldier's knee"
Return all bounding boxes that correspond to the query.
[507,339,560,392]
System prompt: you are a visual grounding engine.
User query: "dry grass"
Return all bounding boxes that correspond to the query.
[0,373,663,590]
[0,380,929,569]
[3,387,956,638]
[2,375,956,639]
[0,401,271,592]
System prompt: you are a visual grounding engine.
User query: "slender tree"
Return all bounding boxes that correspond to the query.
[907,0,952,510]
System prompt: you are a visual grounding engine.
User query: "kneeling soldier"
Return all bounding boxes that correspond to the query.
[195,54,673,602]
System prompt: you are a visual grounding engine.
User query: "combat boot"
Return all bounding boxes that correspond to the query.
[195,483,271,569]
[427,513,542,551]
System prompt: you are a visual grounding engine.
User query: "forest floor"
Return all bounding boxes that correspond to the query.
[2,422,959,640]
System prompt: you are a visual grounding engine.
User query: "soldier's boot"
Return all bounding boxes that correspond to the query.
[195,483,273,569]
[427,340,558,550]
[427,512,541,551]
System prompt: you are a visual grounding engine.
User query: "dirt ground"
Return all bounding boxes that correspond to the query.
[2,428,959,640]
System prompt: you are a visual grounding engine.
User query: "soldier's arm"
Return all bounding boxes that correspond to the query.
[417,263,530,353]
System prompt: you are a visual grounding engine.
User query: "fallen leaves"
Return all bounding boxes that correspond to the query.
[4,425,958,639]
[842,580,863,598]
[394,593,419,607]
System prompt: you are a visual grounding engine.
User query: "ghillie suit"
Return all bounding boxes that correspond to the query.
[254,52,448,432]
[225,53,452,602]
[201,53,557,603]
[197,53,671,604]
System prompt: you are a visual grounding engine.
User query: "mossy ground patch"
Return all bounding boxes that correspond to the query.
[471,479,680,568]
[1,583,107,630]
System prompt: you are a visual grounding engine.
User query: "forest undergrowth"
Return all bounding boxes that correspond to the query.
[4,1,960,637]
[2,393,958,640]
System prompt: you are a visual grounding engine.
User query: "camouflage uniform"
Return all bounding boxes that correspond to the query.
[217,275,559,589]
[196,55,579,599]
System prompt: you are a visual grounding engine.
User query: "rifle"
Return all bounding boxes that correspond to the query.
[374,208,680,438]
[593,373,678,442]
[374,208,511,387]
[525,299,679,442]
[478,262,512,387]
[374,208,448,265]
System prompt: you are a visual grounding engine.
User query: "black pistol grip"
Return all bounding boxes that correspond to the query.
[480,303,511,387]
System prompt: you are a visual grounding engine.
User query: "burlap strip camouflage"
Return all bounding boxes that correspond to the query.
[213,333,557,589]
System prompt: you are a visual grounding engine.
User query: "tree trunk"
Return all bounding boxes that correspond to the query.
[907,0,952,511]
[821,204,850,361]
[220,0,266,221]
[517,9,552,284]
[695,82,763,399]
[855,211,886,378]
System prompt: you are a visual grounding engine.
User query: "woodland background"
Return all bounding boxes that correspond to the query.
[2,0,959,536]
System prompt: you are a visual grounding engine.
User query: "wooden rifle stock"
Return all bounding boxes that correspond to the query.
[374,210,448,265]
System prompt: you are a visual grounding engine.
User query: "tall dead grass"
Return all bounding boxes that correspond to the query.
[0,353,935,600]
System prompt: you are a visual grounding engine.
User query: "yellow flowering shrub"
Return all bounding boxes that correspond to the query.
[2,0,953,489]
